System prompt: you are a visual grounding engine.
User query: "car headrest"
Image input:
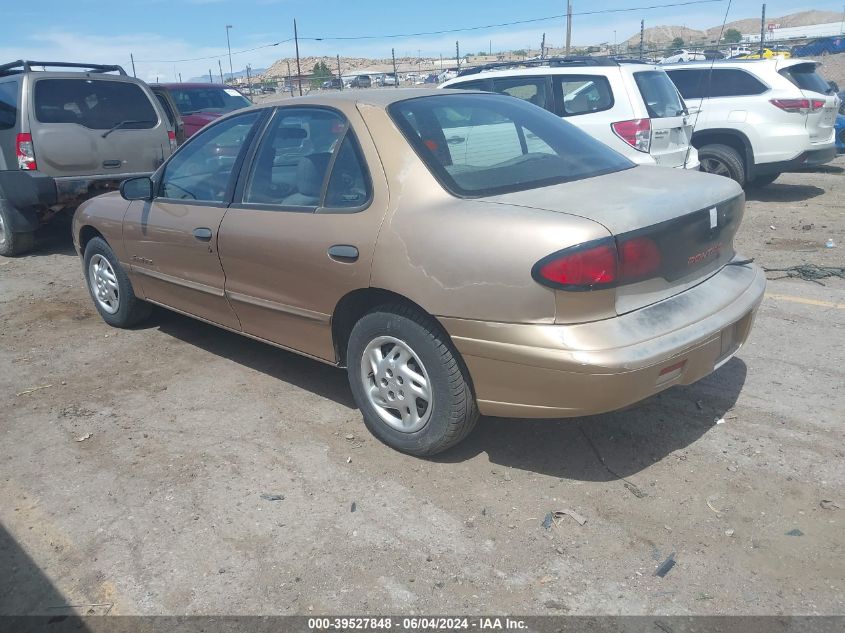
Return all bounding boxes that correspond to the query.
[296,153,332,197]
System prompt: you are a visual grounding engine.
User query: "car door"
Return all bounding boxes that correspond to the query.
[217,105,388,361]
[122,109,264,328]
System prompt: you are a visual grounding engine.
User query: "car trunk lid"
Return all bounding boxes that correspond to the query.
[29,77,171,178]
[484,166,745,315]
[631,69,694,168]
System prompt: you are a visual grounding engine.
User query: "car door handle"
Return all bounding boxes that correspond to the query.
[192,227,213,241]
[446,136,465,145]
[328,245,359,263]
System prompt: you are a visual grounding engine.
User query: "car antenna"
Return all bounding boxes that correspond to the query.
[684,0,733,169]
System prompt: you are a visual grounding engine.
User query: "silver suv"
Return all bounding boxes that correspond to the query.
[441,57,699,170]
[663,59,839,187]
[0,60,176,256]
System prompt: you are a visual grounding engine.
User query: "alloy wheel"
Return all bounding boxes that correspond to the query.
[360,335,433,433]
[89,254,120,314]
[701,157,732,178]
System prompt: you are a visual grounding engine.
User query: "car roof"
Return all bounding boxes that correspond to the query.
[152,82,235,89]
[662,58,812,70]
[442,63,661,84]
[260,87,457,109]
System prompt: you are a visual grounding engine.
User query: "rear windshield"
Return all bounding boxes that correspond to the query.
[0,80,18,130]
[389,93,633,198]
[34,79,158,130]
[633,71,685,118]
[168,87,250,115]
[780,63,834,95]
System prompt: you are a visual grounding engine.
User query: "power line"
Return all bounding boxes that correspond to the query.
[300,0,723,41]
[133,0,722,64]
[135,39,293,64]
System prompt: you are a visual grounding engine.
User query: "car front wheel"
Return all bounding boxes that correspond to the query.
[83,237,151,328]
[347,304,479,456]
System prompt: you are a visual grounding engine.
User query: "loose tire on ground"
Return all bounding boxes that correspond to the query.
[0,199,36,257]
[346,303,479,456]
[698,143,746,187]
[83,237,151,328]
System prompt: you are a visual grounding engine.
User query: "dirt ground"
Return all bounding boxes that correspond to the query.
[1,161,844,617]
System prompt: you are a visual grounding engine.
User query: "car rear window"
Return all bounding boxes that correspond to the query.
[666,68,768,99]
[0,80,18,130]
[634,71,685,118]
[780,63,833,95]
[168,87,250,115]
[34,79,158,130]
[388,93,633,198]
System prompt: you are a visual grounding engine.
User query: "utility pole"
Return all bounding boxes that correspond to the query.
[418,48,421,75]
[456,41,460,72]
[179,73,182,83]
[565,0,573,57]
[392,48,398,88]
[286,60,294,96]
[218,59,224,83]
[208,69,213,82]
[245,64,252,97]
[294,19,303,96]
[639,19,645,59]
[337,54,343,90]
[225,25,234,81]
[489,40,492,55]
[759,3,766,57]
[541,33,546,59]
[130,53,136,77]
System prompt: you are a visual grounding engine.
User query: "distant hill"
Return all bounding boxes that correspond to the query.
[187,67,267,83]
[623,9,844,47]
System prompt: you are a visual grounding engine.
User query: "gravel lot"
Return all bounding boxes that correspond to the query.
[1,161,844,616]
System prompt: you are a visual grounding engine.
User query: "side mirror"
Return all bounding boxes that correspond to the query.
[120,176,154,201]
[829,81,839,93]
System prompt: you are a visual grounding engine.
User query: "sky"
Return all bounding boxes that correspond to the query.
[1,0,843,81]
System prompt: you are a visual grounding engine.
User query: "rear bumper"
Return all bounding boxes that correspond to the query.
[440,260,765,418]
[755,144,837,175]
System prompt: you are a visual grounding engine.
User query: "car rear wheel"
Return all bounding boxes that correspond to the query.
[0,200,35,257]
[347,304,479,456]
[698,144,746,187]
[83,237,151,328]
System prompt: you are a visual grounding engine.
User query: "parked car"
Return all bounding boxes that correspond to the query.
[660,50,707,64]
[321,78,343,90]
[150,83,250,139]
[350,75,372,88]
[791,37,845,58]
[73,89,764,455]
[0,60,176,256]
[441,58,700,170]
[150,86,186,146]
[664,59,840,187]
[736,47,791,59]
[379,74,398,87]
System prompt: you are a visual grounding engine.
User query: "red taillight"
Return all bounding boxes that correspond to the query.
[534,240,618,289]
[770,98,825,114]
[533,236,663,290]
[16,133,36,170]
[619,236,662,281]
[611,118,651,152]
[167,130,177,152]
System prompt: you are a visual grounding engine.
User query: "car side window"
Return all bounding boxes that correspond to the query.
[323,134,372,210]
[666,69,708,99]
[708,69,768,97]
[242,107,347,208]
[160,110,261,203]
[0,80,18,130]
[553,75,613,116]
[491,77,550,110]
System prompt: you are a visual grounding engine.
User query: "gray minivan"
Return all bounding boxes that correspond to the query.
[0,60,175,256]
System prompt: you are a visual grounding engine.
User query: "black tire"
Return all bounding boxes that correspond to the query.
[748,172,780,188]
[346,303,479,456]
[83,237,151,328]
[0,200,36,257]
[698,143,746,187]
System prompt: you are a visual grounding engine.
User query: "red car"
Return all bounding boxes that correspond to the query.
[150,83,251,140]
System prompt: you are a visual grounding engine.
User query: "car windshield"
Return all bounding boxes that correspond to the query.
[634,71,686,118]
[389,93,633,197]
[168,87,251,115]
[780,63,834,95]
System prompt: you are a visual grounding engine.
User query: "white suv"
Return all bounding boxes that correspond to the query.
[441,58,699,170]
[663,58,839,186]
